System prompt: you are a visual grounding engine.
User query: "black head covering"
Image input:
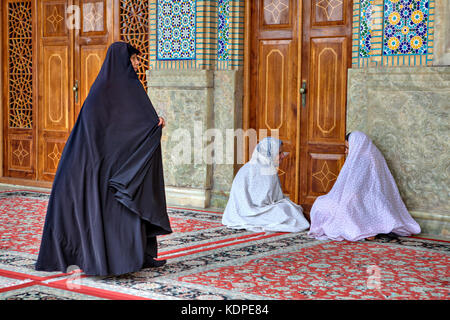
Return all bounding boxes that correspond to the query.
[128,42,141,56]
[35,42,172,276]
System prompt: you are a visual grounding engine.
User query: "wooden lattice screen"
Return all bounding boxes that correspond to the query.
[7,1,33,129]
[119,0,150,90]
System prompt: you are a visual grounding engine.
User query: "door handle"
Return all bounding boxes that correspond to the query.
[300,80,307,107]
[73,80,79,103]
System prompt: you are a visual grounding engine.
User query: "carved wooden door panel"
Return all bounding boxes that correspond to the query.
[248,0,300,200]
[2,0,36,180]
[37,0,74,181]
[37,0,113,181]
[74,0,114,118]
[3,0,148,184]
[299,0,352,212]
[247,0,352,211]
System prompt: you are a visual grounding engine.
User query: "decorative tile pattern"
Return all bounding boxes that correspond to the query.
[148,0,244,70]
[157,0,197,60]
[225,0,245,70]
[218,0,230,61]
[382,0,430,56]
[352,0,435,67]
[359,0,374,57]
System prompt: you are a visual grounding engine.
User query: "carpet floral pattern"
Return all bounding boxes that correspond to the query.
[0,190,448,300]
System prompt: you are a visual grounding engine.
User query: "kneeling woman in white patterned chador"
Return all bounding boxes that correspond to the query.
[308,131,421,241]
[222,137,310,233]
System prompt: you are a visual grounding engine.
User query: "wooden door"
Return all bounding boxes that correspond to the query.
[37,0,75,181]
[245,0,352,213]
[299,0,352,212]
[247,0,300,200]
[74,0,113,117]
[37,0,113,181]
[2,0,148,185]
[2,0,37,180]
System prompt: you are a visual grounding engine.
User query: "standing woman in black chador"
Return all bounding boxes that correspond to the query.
[35,42,172,276]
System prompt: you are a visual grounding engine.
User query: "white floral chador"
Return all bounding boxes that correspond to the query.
[222,137,310,233]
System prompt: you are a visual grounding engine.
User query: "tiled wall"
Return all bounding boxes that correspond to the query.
[352,0,436,67]
[148,0,440,70]
[148,0,244,70]
[156,0,197,61]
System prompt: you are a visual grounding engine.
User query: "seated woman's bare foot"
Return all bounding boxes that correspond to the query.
[366,236,376,241]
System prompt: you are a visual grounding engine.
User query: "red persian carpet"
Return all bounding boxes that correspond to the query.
[0,190,449,300]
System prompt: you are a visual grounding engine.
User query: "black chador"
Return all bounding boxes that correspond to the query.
[35,42,172,276]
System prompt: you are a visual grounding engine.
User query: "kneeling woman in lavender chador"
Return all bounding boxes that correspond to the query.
[308,131,421,241]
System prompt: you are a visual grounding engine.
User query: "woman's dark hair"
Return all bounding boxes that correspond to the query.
[345,132,352,141]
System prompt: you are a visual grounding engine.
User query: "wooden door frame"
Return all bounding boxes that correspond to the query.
[299,0,352,210]
[243,0,352,207]
[243,0,303,204]
[0,0,52,188]
[0,0,116,189]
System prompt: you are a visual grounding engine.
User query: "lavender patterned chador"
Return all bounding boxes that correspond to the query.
[308,131,421,241]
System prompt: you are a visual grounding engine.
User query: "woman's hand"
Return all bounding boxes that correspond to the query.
[158,117,166,128]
